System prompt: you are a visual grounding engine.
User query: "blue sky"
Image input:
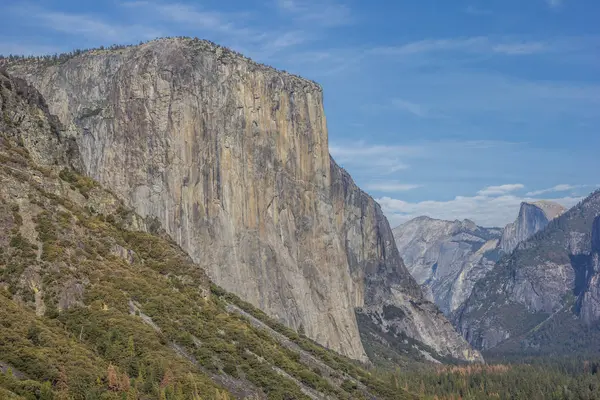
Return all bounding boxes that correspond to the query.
[1,0,599,227]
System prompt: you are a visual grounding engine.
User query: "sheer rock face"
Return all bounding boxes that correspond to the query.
[331,166,483,363]
[0,69,80,169]
[579,217,600,325]
[5,38,479,362]
[499,201,566,254]
[393,217,502,316]
[455,192,600,352]
[393,202,565,318]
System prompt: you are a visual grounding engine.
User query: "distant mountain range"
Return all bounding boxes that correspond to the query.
[393,201,565,317]
[394,191,600,357]
[455,191,600,356]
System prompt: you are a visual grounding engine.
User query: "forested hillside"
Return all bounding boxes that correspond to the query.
[0,68,419,400]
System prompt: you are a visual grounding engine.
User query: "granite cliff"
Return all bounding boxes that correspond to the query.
[0,69,422,398]
[499,201,566,254]
[3,37,479,363]
[454,191,600,355]
[393,217,502,316]
[393,201,564,317]
[579,216,600,325]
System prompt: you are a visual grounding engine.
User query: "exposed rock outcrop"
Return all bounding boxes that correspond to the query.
[0,69,80,169]
[578,217,600,325]
[393,201,565,318]
[454,192,600,353]
[393,217,502,315]
[5,38,479,362]
[499,201,566,253]
[0,70,422,397]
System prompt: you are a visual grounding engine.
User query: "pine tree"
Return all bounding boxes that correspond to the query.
[128,335,136,358]
[40,381,54,400]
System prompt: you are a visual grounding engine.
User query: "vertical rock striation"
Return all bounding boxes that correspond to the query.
[499,201,566,254]
[393,201,566,319]
[578,217,600,325]
[393,217,502,315]
[455,191,600,353]
[0,69,80,169]
[331,165,483,363]
[5,37,479,362]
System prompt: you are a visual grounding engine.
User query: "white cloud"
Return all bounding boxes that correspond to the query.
[364,182,422,192]
[329,140,522,178]
[372,37,489,56]
[118,1,328,59]
[477,184,525,196]
[392,99,428,117]
[330,142,422,174]
[371,37,549,57]
[329,143,421,159]
[276,0,353,27]
[526,184,595,196]
[330,139,593,229]
[377,71,600,121]
[492,42,548,55]
[0,43,64,56]
[122,2,255,39]
[464,6,492,15]
[6,2,313,59]
[13,5,160,43]
[267,31,308,51]
[546,0,563,8]
[379,193,582,228]
[281,48,367,77]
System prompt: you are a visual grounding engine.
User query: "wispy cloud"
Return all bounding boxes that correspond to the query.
[364,182,422,192]
[6,2,316,59]
[330,142,421,173]
[464,5,492,15]
[331,137,596,227]
[10,4,160,43]
[329,140,526,185]
[372,37,550,57]
[492,42,548,55]
[119,1,327,59]
[276,0,354,27]
[392,98,428,117]
[546,0,563,9]
[121,2,255,39]
[376,71,600,121]
[380,191,581,228]
[267,31,308,51]
[372,37,489,56]
[526,184,596,196]
[477,184,525,196]
[330,142,422,159]
[0,42,64,56]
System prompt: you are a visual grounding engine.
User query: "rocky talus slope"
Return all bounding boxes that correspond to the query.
[3,37,480,363]
[393,201,565,318]
[0,69,421,399]
[454,191,600,355]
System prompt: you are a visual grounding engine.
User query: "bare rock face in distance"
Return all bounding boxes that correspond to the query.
[580,217,600,324]
[393,217,503,316]
[499,201,566,254]
[455,191,600,353]
[393,201,565,318]
[5,37,480,362]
